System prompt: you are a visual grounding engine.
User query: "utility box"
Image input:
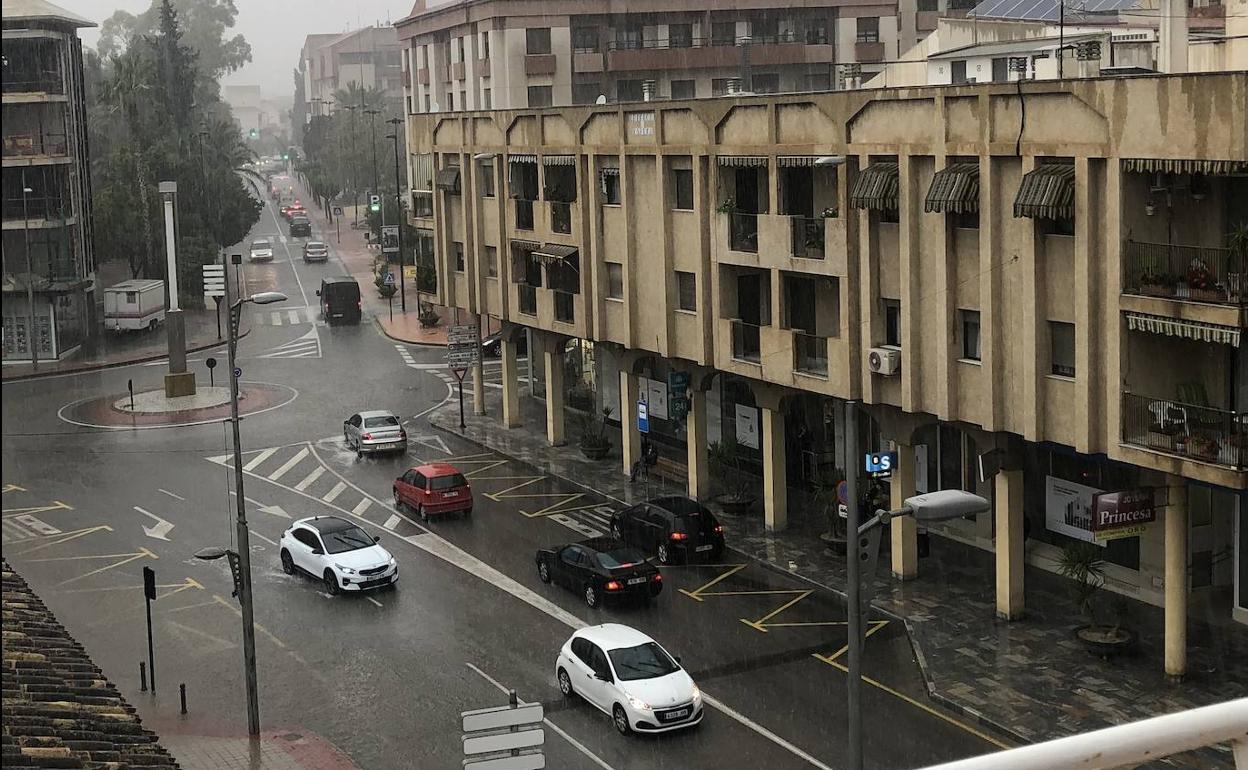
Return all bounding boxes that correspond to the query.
[103,279,166,332]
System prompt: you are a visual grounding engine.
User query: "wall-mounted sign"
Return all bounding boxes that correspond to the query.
[865,452,897,479]
[637,400,649,434]
[627,111,655,141]
[645,377,668,420]
[735,404,759,449]
[1045,476,1103,546]
[1091,489,1156,541]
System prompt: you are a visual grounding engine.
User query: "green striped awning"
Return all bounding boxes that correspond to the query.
[849,162,899,211]
[1122,158,1248,175]
[1013,163,1075,220]
[924,162,980,214]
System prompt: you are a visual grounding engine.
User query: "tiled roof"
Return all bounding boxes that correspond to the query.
[2,562,180,769]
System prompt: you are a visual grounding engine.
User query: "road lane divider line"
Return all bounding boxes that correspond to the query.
[383,514,401,530]
[157,488,186,501]
[267,447,309,481]
[366,597,383,608]
[249,529,278,547]
[352,499,373,516]
[465,662,618,770]
[321,481,347,504]
[243,447,280,471]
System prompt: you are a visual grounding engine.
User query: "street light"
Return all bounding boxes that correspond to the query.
[343,104,359,226]
[200,281,286,737]
[386,117,406,312]
[20,171,37,369]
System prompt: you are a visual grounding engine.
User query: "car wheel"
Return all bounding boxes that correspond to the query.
[323,570,340,596]
[584,583,599,608]
[538,560,551,584]
[393,489,404,511]
[418,505,429,523]
[613,704,632,736]
[610,522,623,540]
[658,543,672,565]
[280,550,294,575]
[557,668,574,698]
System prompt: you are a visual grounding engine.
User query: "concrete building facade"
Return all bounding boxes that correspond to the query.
[299,26,405,120]
[404,72,1248,678]
[1,0,96,363]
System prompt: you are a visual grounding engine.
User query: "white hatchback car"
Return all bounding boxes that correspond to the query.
[279,516,396,595]
[249,238,274,262]
[555,623,702,735]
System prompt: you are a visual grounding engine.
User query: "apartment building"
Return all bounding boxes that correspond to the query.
[404,72,1248,678]
[298,26,405,120]
[2,0,96,363]
[394,0,925,114]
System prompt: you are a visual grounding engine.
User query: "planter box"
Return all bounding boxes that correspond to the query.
[1190,288,1225,302]
[1139,285,1174,297]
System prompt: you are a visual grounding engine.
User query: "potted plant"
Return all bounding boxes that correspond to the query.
[1188,435,1220,462]
[577,406,613,460]
[1057,542,1135,658]
[709,437,756,514]
[417,304,441,328]
[813,472,847,546]
[1138,269,1175,297]
[821,206,839,219]
[715,197,737,215]
[1187,259,1221,302]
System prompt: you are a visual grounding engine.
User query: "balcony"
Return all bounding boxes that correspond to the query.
[729,212,759,253]
[524,54,557,76]
[1123,240,1243,306]
[2,193,70,223]
[1122,392,1245,469]
[2,40,65,96]
[518,284,537,315]
[793,332,829,377]
[855,42,886,62]
[3,132,68,159]
[790,216,825,260]
[514,199,535,231]
[605,36,832,73]
[554,290,575,324]
[550,201,572,235]
[730,320,762,364]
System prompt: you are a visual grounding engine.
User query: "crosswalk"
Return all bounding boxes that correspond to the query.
[1,514,62,542]
[258,328,322,359]
[253,306,323,327]
[393,343,508,395]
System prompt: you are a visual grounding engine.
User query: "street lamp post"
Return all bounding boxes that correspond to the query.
[343,104,358,227]
[386,117,406,312]
[21,170,38,369]
[364,108,380,204]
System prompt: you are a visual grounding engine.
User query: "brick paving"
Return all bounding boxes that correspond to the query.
[429,387,1248,768]
[158,731,361,770]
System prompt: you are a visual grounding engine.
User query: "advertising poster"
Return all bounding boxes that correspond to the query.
[735,404,760,449]
[1045,476,1103,546]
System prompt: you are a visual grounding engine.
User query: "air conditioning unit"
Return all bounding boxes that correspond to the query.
[867,347,901,376]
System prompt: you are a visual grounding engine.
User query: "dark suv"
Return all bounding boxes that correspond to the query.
[289,216,312,238]
[316,276,361,325]
[609,496,725,564]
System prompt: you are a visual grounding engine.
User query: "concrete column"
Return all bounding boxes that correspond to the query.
[890,443,918,581]
[620,371,641,476]
[501,339,521,428]
[686,389,711,499]
[1165,475,1188,680]
[762,406,787,532]
[994,468,1025,620]
[472,361,486,415]
[544,347,565,446]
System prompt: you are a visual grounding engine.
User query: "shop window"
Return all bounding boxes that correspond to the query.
[606,262,624,299]
[960,310,981,361]
[672,169,694,210]
[676,272,696,311]
[882,298,901,347]
[1050,321,1075,377]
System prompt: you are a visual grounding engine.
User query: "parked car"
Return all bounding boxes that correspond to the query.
[536,538,662,607]
[278,516,396,595]
[289,215,311,238]
[555,624,702,735]
[303,241,329,263]
[482,329,528,358]
[343,410,407,457]
[610,496,725,565]
[317,276,361,324]
[249,238,273,262]
[393,463,472,521]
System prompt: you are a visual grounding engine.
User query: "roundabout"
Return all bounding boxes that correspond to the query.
[58,381,298,430]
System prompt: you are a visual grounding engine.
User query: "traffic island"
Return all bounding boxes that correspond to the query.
[58,381,297,429]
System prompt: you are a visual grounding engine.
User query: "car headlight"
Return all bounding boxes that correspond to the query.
[691,683,701,703]
[389,557,397,567]
[334,564,356,575]
[627,696,652,712]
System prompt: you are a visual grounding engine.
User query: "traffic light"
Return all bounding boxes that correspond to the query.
[282,153,289,160]
[248,128,258,139]
[369,194,381,213]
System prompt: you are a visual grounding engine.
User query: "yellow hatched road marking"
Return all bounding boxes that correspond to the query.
[2,484,27,494]
[61,576,203,597]
[483,476,545,499]
[461,460,512,477]
[31,548,158,586]
[17,525,114,555]
[812,620,890,664]
[3,500,73,519]
[677,563,749,601]
[740,590,813,632]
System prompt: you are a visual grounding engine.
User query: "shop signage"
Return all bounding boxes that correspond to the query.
[1044,476,1103,546]
[735,404,759,449]
[865,452,897,479]
[668,372,689,420]
[637,400,649,434]
[645,377,668,420]
[381,225,400,254]
[1091,489,1156,538]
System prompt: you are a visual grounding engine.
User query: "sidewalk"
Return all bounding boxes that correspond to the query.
[428,386,1247,769]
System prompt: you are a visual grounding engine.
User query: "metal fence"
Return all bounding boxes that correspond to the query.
[731,320,762,363]
[1121,392,1245,469]
[790,216,825,259]
[1122,240,1243,306]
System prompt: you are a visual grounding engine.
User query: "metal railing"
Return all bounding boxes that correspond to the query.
[554,290,575,323]
[518,284,537,315]
[3,133,68,157]
[1122,239,1243,306]
[793,332,829,376]
[790,216,826,259]
[729,212,759,253]
[606,31,813,52]
[2,195,71,222]
[730,320,762,363]
[1121,392,1246,469]
[515,199,535,231]
[2,74,65,95]
[550,201,572,235]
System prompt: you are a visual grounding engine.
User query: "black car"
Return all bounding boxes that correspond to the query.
[289,216,312,238]
[610,496,725,565]
[536,537,662,608]
[317,276,361,325]
[481,329,527,358]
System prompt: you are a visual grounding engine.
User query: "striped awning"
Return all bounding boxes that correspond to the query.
[925,162,980,214]
[543,155,575,166]
[1013,163,1075,220]
[533,243,579,263]
[849,162,899,211]
[1125,312,1240,347]
[509,154,537,163]
[599,167,620,177]
[411,153,434,193]
[509,239,541,251]
[1122,158,1248,175]
[718,155,768,168]
[435,167,460,193]
[778,156,817,167]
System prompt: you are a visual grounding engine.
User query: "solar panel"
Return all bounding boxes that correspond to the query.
[969,0,1140,22]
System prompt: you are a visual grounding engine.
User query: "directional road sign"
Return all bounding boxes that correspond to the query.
[233,367,242,379]
[462,700,544,770]
[446,345,479,369]
[203,264,226,298]
[448,324,479,345]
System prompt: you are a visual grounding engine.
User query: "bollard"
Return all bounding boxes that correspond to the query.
[179,683,187,715]
[140,662,147,692]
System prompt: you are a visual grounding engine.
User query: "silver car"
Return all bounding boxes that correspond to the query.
[249,238,274,262]
[344,410,407,457]
[303,240,329,263]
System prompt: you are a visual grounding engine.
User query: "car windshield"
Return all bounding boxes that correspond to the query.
[363,416,399,428]
[608,642,680,681]
[596,548,647,569]
[252,241,270,249]
[308,242,325,249]
[430,473,467,491]
[321,525,375,554]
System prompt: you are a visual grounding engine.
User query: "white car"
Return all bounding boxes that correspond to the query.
[249,238,274,262]
[279,516,396,595]
[555,624,702,735]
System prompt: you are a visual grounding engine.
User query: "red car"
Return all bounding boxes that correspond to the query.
[393,463,473,521]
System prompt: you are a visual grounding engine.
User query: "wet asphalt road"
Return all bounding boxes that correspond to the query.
[0,178,1010,770]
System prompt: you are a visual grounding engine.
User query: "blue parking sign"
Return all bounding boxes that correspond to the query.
[637,400,649,434]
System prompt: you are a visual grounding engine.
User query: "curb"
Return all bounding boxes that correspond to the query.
[372,316,449,348]
[2,327,251,384]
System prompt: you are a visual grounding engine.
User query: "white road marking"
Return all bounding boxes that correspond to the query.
[321,481,347,503]
[134,506,174,541]
[305,307,318,323]
[366,597,383,608]
[267,447,310,481]
[270,311,282,325]
[243,447,280,472]
[293,466,325,491]
[352,498,372,516]
[383,514,401,530]
[157,488,186,501]
[287,309,300,324]
[249,529,278,546]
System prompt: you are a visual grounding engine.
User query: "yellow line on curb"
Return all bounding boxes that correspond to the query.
[813,620,890,665]
[739,590,813,632]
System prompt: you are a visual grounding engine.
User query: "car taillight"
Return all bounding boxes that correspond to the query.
[670,532,688,541]
[652,573,662,582]
[362,433,373,440]
[713,525,724,533]
[399,429,407,439]
[605,580,622,591]
[357,300,362,309]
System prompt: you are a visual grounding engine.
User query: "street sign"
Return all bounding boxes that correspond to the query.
[332,206,343,216]
[448,324,479,345]
[865,452,897,479]
[404,266,418,281]
[446,345,479,368]
[463,729,544,756]
[836,479,849,505]
[205,358,217,369]
[462,698,544,770]
[370,194,381,212]
[637,400,649,434]
[202,264,226,298]
[838,503,849,520]
[143,566,157,600]
[233,367,242,379]
[381,225,399,253]
[383,272,396,286]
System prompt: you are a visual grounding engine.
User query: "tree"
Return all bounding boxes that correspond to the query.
[147,0,197,141]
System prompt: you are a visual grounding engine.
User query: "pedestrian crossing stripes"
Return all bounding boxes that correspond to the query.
[253,306,323,327]
[1,515,62,542]
[258,328,322,359]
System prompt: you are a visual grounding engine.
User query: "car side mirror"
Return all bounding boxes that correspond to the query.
[311,548,323,555]
[315,289,321,296]
[595,670,612,683]
[373,536,380,543]
[675,656,682,664]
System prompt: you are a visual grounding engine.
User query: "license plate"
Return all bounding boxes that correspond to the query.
[626,577,647,585]
[695,544,714,552]
[664,708,689,720]
[444,491,459,497]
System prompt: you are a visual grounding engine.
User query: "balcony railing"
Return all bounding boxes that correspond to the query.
[2,195,71,222]
[554,290,575,324]
[515,199,535,231]
[790,216,825,259]
[3,133,68,158]
[550,201,572,235]
[729,212,759,253]
[1121,392,1246,469]
[1123,239,1244,306]
[518,284,537,315]
[793,332,829,377]
[2,74,65,95]
[730,320,762,364]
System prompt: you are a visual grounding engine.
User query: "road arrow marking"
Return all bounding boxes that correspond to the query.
[134,506,174,541]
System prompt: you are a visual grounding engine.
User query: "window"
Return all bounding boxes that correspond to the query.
[669,23,693,48]
[951,60,968,85]
[526,28,551,55]
[712,21,736,46]
[676,272,697,311]
[616,79,643,102]
[126,291,138,303]
[482,88,491,109]
[856,17,880,43]
[528,85,553,107]
[960,310,981,361]
[455,37,464,61]
[616,24,643,50]
[1044,216,1076,236]
[572,27,599,53]
[601,172,621,204]
[805,72,832,92]
[806,19,830,44]
[447,91,455,111]
[459,90,466,109]
[883,298,901,347]
[671,79,696,99]
[919,0,939,10]
[424,94,430,112]
[712,78,732,97]
[752,17,779,41]
[454,242,465,272]
[479,160,495,197]
[293,529,320,550]
[480,32,490,59]
[952,209,979,229]
[752,73,779,93]
[672,168,694,210]
[606,263,624,299]
[485,246,498,277]
[1050,321,1075,377]
[573,81,602,105]
[413,192,433,217]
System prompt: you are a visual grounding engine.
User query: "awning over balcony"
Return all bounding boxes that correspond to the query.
[1125,312,1240,347]
[848,162,899,211]
[435,167,460,192]
[532,243,578,263]
[542,155,575,166]
[924,162,980,214]
[411,153,434,193]
[718,155,768,167]
[1013,163,1075,220]
[508,154,537,163]
[778,156,820,167]
[599,167,620,177]
[1122,158,1248,175]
